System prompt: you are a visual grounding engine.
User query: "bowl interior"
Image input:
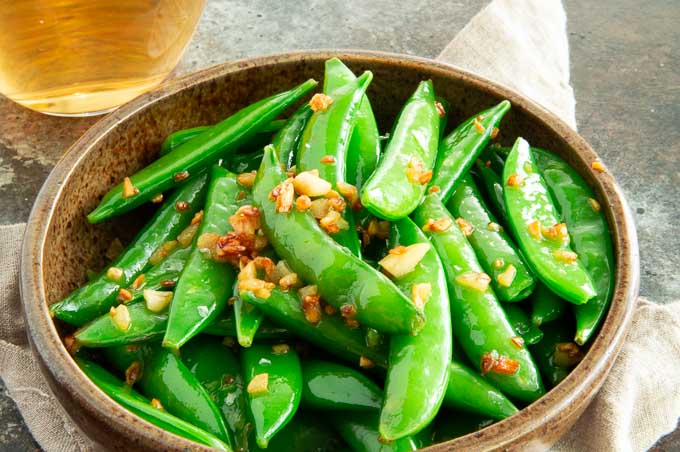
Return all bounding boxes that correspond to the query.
[24,50,638,451]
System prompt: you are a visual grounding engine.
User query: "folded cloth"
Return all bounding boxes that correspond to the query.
[1,1,677,451]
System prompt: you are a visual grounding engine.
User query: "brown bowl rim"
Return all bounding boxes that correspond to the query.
[21,49,639,451]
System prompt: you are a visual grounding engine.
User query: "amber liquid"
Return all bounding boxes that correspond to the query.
[0,0,205,115]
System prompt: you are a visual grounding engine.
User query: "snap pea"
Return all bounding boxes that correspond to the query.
[413,194,544,403]
[50,172,208,326]
[502,304,544,345]
[330,412,418,452]
[380,217,451,440]
[104,345,233,445]
[530,282,567,327]
[429,100,511,202]
[442,361,519,421]
[532,148,614,345]
[273,104,313,169]
[323,58,381,189]
[202,313,290,339]
[447,174,535,302]
[242,289,388,368]
[435,96,450,140]
[181,336,250,451]
[125,245,191,300]
[502,138,596,305]
[266,411,346,452]
[530,320,584,388]
[301,360,383,412]
[234,287,264,348]
[163,166,243,350]
[241,343,302,448]
[360,80,440,220]
[87,79,317,223]
[76,358,231,451]
[253,146,424,335]
[473,158,507,221]
[228,149,264,174]
[297,71,372,256]
[160,120,286,157]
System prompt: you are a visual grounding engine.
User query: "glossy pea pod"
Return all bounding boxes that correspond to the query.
[50,173,208,326]
[330,412,418,452]
[530,319,584,388]
[273,104,313,169]
[241,343,302,448]
[228,149,264,173]
[163,166,245,349]
[532,147,615,345]
[530,282,568,327]
[502,138,596,305]
[266,411,347,452]
[253,146,424,335]
[202,312,290,339]
[181,336,250,451]
[473,157,508,221]
[323,58,381,190]
[242,289,388,368]
[76,358,231,451]
[297,70,373,257]
[502,304,544,345]
[103,345,233,446]
[360,80,440,220]
[443,361,519,421]
[159,120,286,157]
[87,79,317,222]
[301,360,383,412]
[380,217,452,441]
[447,174,536,302]
[413,194,544,403]
[234,282,265,348]
[429,100,511,202]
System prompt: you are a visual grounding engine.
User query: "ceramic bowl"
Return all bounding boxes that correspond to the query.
[21,50,639,451]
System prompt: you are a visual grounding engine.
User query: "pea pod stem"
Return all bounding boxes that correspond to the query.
[88,79,317,223]
[76,358,231,451]
[163,166,243,350]
[50,172,209,326]
[380,217,451,441]
[360,80,440,220]
[253,146,424,335]
[502,138,596,304]
[413,193,544,403]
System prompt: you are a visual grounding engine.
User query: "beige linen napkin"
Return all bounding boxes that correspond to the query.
[1,0,678,451]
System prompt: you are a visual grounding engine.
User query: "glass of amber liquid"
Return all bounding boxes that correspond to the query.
[0,0,205,116]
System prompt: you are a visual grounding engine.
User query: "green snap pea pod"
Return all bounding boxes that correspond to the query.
[435,96,450,140]
[181,336,249,451]
[126,245,191,300]
[202,313,290,339]
[160,120,287,157]
[380,217,451,440]
[473,158,508,221]
[163,166,243,350]
[429,100,511,202]
[297,71,373,257]
[447,174,536,302]
[266,411,346,452]
[442,361,519,420]
[413,194,544,403]
[530,282,567,326]
[242,289,388,368]
[88,79,317,223]
[50,173,209,326]
[273,104,313,169]
[502,138,596,305]
[234,287,264,348]
[228,149,264,173]
[530,320,584,388]
[76,358,231,451]
[502,304,544,345]
[254,146,424,335]
[360,80,440,220]
[532,148,615,345]
[241,343,302,448]
[104,345,233,445]
[330,412,418,452]
[323,58,381,189]
[301,360,383,412]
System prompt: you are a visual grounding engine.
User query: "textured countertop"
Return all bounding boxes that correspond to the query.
[1,0,678,450]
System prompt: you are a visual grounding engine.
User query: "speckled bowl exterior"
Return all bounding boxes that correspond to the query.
[21,50,639,451]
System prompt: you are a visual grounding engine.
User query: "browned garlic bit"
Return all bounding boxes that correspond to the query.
[131,274,145,290]
[271,344,290,355]
[493,258,505,269]
[173,171,190,182]
[496,264,517,287]
[237,171,257,188]
[144,289,173,312]
[455,272,491,292]
[428,185,440,194]
[554,342,584,367]
[175,201,190,212]
[337,181,361,211]
[487,222,503,232]
[122,177,139,198]
[151,193,164,204]
[588,197,601,212]
[106,266,124,283]
[406,157,431,185]
[422,217,453,233]
[247,373,269,394]
[378,243,430,279]
[295,195,312,211]
[506,173,523,188]
[456,218,475,237]
[237,257,276,299]
[149,240,178,265]
[151,399,164,410]
[481,350,519,376]
[473,116,485,134]
[359,356,375,369]
[435,101,446,118]
[527,220,542,240]
[293,170,332,197]
[299,285,322,324]
[541,223,568,241]
[125,361,141,385]
[109,304,131,331]
[272,178,295,213]
[411,283,432,309]
[117,288,133,303]
[511,336,525,349]
[490,127,500,139]
[320,155,336,164]
[177,222,200,247]
[554,250,578,263]
[309,93,333,112]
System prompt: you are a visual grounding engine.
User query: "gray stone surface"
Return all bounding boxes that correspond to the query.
[0,0,678,449]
